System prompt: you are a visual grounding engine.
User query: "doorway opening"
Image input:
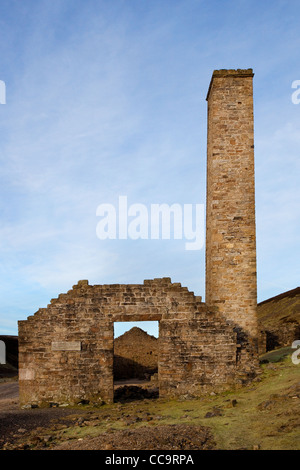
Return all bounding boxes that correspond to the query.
[113,321,159,402]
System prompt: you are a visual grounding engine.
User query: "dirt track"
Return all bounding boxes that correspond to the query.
[0,381,19,410]
[0,380,85,448]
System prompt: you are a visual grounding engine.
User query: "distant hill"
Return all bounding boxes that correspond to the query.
[114,327,158,380]
[258,287,300,352]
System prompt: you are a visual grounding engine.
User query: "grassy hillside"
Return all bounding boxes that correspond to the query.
[258,287,300,351]
[258,287,300,327]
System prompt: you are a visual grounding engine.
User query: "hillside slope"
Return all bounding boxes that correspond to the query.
[258,287,300,351]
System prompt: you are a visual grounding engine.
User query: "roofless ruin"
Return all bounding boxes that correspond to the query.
[18,69,259,407]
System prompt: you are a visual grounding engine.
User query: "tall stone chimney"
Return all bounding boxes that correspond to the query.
[205,69,258,371]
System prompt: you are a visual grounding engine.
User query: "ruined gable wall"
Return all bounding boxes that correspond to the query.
[18,278,237,406]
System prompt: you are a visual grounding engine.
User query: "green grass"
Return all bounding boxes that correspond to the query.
[260,346,294,363]
[53,353,299,450]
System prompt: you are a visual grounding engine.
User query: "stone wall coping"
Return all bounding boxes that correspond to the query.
[206,68,254,101]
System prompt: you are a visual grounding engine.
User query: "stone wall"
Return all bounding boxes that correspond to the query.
[18,278,238,407]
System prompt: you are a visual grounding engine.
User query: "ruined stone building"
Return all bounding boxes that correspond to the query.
[18,69,259,407]
[114,327,158,380]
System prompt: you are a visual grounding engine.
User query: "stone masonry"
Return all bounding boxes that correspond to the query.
[18,69,259,407]
[18,279,237,406]
[205,69,258,373]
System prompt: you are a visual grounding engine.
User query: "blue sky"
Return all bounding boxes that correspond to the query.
[0,0,299,337]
